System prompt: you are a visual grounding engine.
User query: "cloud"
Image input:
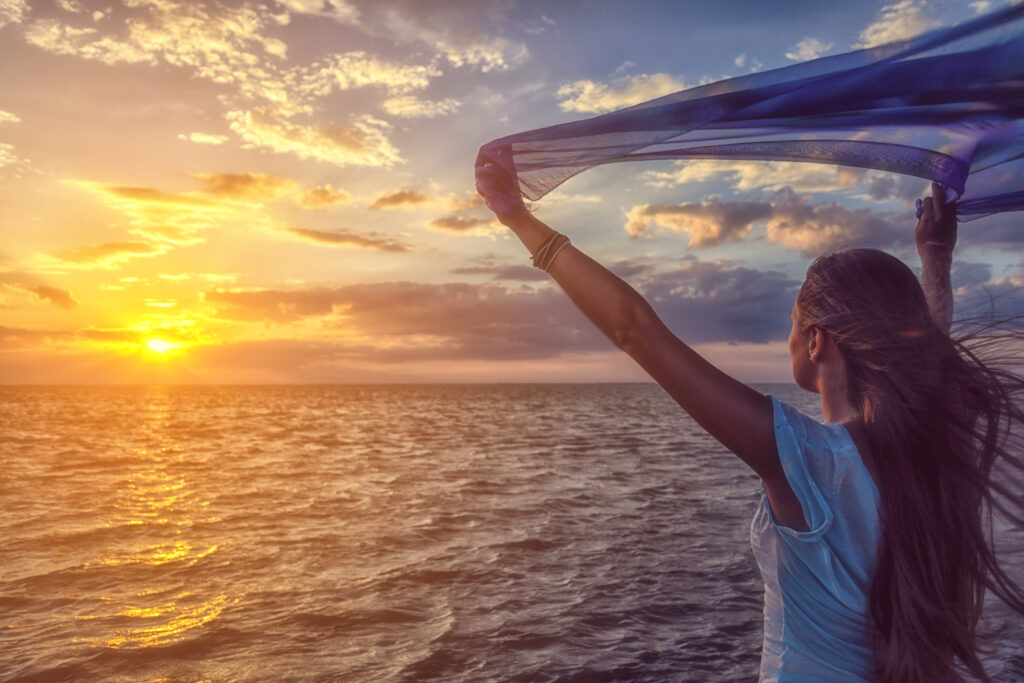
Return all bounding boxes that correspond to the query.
[427,214,502,235]
[204,281,609,359]
[0,273,78,309]
[634,260,799,343]
[785,37,833,61]
[625,188,908,256]
[449,265,549,282]
[864,172,927,203]
[0,109,19,124]
[626,199,774,247]
[370,189,432,209]
[22,4,439,167]
[0,143,18,170]
[969,1,992,14]
[178,132,229,145]
[50,241,170,267]
[79,182,227,245]
[26,285,78,309]
[856,0,940,49]
[557,73,686,114]
[277,0,359,24]
[645,159,863,195]
[298,184,349,210]
[294,52,441,100]
[439,36,528,72]
[99,185,217,207]
[381,95,461,118]
[190,172,296,202]
[227,108,402,167]
[0,325,72,349]
[283,227,409,252]
[0,0,28,30]
[204,260,797,357]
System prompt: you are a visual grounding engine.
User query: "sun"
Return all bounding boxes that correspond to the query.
[146,339,177,354]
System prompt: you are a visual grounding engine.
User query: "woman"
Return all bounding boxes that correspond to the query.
[476,161,1024,682]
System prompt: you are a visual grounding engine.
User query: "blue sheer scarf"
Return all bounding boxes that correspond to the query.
[478,5,1024,219]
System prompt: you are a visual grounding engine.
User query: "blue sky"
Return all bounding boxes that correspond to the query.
[0,0,1019,383]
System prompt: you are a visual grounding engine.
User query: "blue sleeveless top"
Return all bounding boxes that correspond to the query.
[750,395,882,682]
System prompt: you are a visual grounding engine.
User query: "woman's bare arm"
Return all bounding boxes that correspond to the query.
[916,182,957,335]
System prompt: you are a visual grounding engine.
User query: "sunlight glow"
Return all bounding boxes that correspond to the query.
[146,339,177,354]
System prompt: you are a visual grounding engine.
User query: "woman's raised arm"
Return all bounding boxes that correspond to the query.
[916,182,957,335]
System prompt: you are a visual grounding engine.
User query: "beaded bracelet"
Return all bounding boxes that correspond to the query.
[530,232,571,272]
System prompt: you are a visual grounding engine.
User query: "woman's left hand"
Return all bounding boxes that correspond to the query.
[475,148,528,222]
[915,181,957,256]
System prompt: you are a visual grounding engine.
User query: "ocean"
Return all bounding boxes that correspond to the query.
[1,384,1021,682]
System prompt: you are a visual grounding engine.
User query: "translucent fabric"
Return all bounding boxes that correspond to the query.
[477,5,1024,219]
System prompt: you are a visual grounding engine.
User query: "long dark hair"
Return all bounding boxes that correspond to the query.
[796,248,1024,682]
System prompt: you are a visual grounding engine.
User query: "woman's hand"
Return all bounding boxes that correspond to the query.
[915,181,957,257]
[475,148,528,223]
[915,181,955,334]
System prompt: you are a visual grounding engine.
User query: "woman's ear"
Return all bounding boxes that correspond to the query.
[807,326,823,362]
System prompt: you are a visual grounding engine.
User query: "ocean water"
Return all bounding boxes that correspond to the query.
[1,384,1021,682]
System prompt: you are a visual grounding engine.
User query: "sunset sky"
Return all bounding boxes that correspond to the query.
[1,0,1021,384]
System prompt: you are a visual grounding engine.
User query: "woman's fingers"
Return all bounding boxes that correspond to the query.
[931,182,947,220]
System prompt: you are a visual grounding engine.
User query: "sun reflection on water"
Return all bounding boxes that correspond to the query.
[77,390,233,650]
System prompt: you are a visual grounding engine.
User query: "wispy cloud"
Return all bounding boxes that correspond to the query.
[785,37,833,61]
[381,95,461,118]
[0,109,20,124]
[427,214,501,235]
[283,227,409,252]
[22,2,441,168]
[178,132,228,145]
[557,73,686,113]
[0,0,28,30]
[227,109,402,167]
[50,241,171,267]
[0,273,78,309]
[298,185,349,210]
[856,0,940,49]
[645,159,863,195]
[370,189,432,209]
[438,37,528,72]
[190,172,296,202]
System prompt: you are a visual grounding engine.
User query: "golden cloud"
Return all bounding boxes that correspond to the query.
[0,0,28,30]
[227,108,402,168]
[644,159,860,195]
[100,185,217,207]
[370,189,432,209]
[190,172,297,202]
[427,214,502,235]
[178,132,229,145]
[298,184,349,210]
[439,37,529,72]
[283,227,409,252]
[381,95,461,118]
[50,241,170,267]
[557,73,686,114]
[0,273,78,309]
